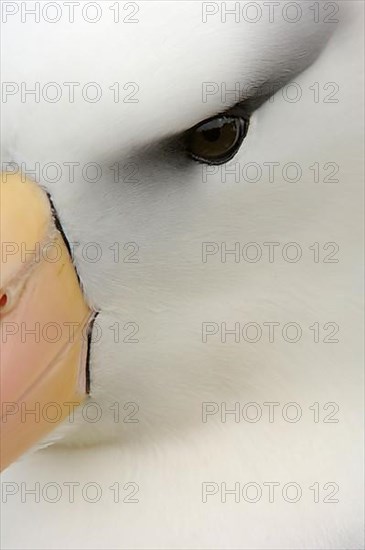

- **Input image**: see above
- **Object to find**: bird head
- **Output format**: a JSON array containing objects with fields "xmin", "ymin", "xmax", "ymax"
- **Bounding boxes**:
[{"xmin": 1, "ymin": 1, "xmax": 337, "ymax": 470}]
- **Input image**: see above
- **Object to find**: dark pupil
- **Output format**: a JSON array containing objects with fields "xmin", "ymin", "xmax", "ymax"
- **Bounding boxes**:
[{"xmin": 202, "ymin": 127, "xmax": 222, "ymax": 142}]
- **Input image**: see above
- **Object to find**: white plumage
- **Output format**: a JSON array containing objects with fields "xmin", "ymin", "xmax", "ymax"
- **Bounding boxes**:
[{"xmin": 1, "ymin": 1, "xmax": 363, "ymax": 548}]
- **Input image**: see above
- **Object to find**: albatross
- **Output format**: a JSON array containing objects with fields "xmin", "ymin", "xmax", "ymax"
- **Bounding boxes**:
[{"xmin": 1, "ymin": 1, "xmax": 363, "ymax": 548}]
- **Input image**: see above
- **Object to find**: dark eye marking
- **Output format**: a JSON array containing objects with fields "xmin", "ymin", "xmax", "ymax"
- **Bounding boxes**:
[{"xmin": 185, "ymin": 114, "xmax": 249, "ymax": 165}]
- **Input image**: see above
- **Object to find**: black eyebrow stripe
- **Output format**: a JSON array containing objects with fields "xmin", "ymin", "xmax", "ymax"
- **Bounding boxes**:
[{"xmin": 225, "ymin": 76, "xmax": 297, "ymax": 118}]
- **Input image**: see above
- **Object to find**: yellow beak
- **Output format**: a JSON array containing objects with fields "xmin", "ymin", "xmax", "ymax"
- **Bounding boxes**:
[{"xmin": 0, "ymin": 173, "xmax": 95, "ymax": 471}]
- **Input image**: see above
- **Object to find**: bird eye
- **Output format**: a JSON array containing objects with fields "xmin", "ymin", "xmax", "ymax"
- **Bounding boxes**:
[{"xmin": 186, "ymin": 115, "xmax": 249, "ymax": 165}]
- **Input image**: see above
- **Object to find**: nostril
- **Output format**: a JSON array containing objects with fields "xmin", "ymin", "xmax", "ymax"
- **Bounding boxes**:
[
  {"xmin": 0, "ymin": 293, "xmax": 8, "ymax": 309},
  {"xmin": 0, "ymin": 290, "xmax": 13, "ymax": 315},
  {"xmin": 0, "ymin": 277, "xmax": 28, "ymax": 316}
]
